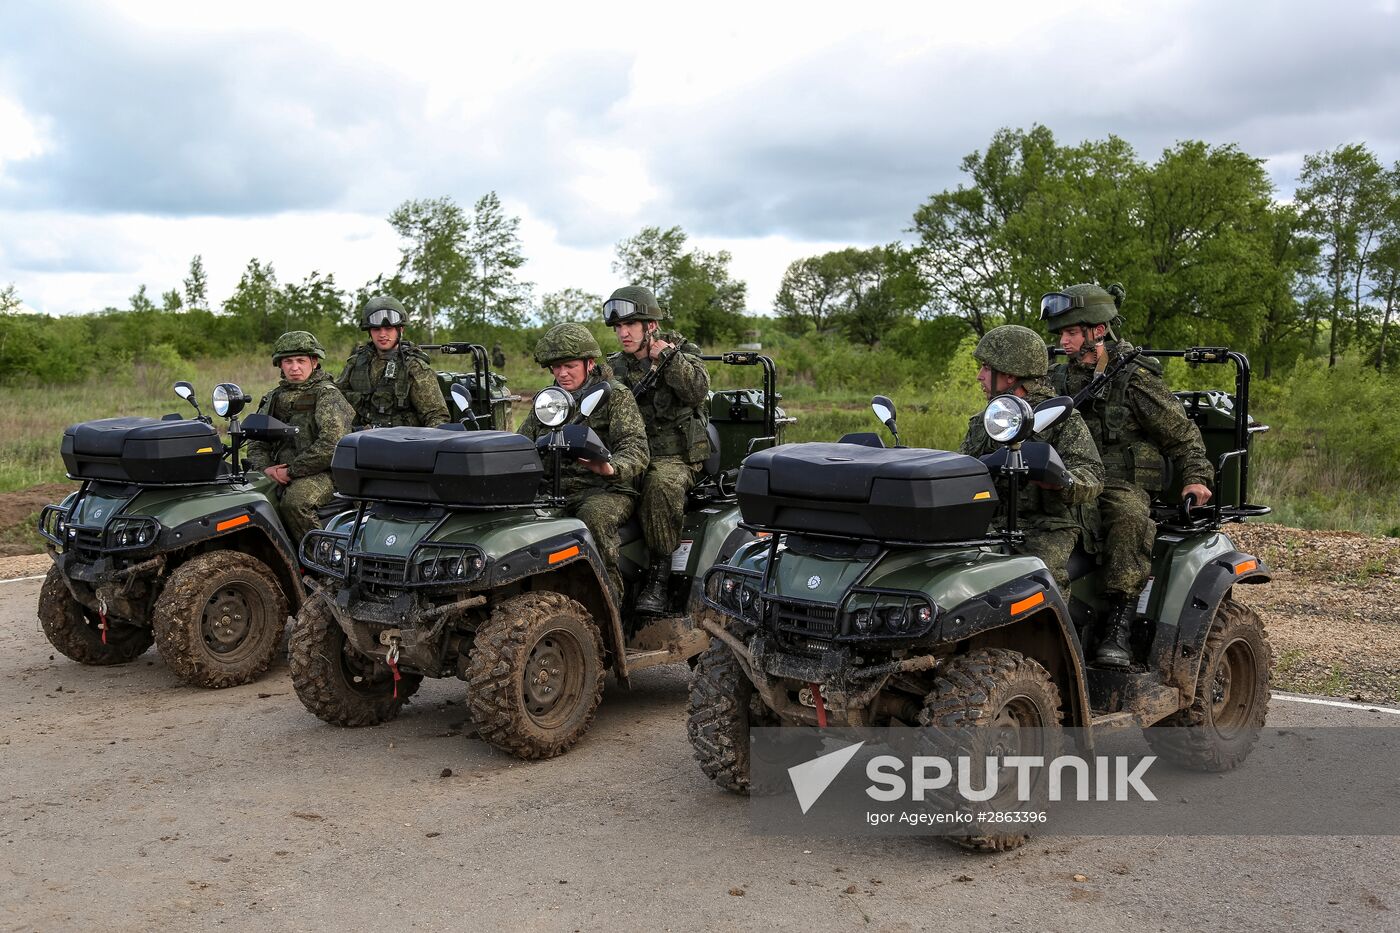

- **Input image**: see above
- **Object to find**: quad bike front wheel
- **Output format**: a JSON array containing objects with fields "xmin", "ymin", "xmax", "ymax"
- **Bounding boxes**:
[
  {"xmin": 151, "ymin": 552, "xmax": 288, "ymax": 689},
  {"xmin": 38, "ymin": 565, "xmax": 153, "ymax": 665},
  {"xmin": 1145, "ymin": 596, "xmax": 1270, "ymax": 770},
  {"xmin": 466, "ymin": 592, "xmax": 605, "ymax": 760},
  {"xmin": 919, "ymin": 648, "xmax": 1064, "ymax": 853},
  {"xmin": 288, "ymin": 592, "xmax": 421, "ymax": 726},
  {"xmin": 686, "ymin": 637, "xmax": 779, "ymax": 794}
]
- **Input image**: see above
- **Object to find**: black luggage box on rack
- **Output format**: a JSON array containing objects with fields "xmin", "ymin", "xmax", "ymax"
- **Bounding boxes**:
[
  {"xmin": 62, "ymin": 417, "xmax": 223, "ymax": 483},
  {"xmin": 736, "ymin": 442, "xmax": 998, "ymax": 542},
  {"xmin": 332, "ymin": 428, "xmax": 542, "ymax": 505}
]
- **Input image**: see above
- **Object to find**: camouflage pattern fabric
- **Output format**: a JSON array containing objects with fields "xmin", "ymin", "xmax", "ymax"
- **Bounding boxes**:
[
  {"xmin": 519, "ymin": 360, "xmax": 650, "ymax": 598},
  {"xmin": 570, "ymin": 489, "xmax": 634, "ymax": 601},
  {"xmin": 336, "ymin": 339, "xmax": 449, "ymax": 428},
  {"xmin": 271, "ymin": 330, "xmax": 326, "ymax": 365},
  {"xmin": 243, "ymin": 368, "xmax": 353, "ymax": 539},
  {"xmin": 639, "ymin": 456, "xmax": 701, "ymax": 556},
  {"xmin": 973, "ymin": 325, "xmax": 1050, "ymax": 378},
  {"xmin": 960, "ymin": 377, "xmax": 1105, "ymax": 593},
  {"xmin": 1051, "ymin": 338, "xmax": 1213, "ymax": 597},
  {"xmin": 608, "ymin": 331, "xmax": 710, "ymax": 461},
  {"xmin": 280, "ymin": 473, "xmax": 336, "ymax": 544}
]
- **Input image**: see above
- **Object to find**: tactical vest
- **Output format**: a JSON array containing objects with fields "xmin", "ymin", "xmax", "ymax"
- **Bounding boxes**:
[
  {"xmin": 610, "ymin": 338, "xmax": 710, "ymax": 463},
  {"xmin": 1051, "ymin": 345, "xmax": 1167, "ymax": 491},
  {"xmin": 257, "ymin": 370, "xmax": 335, "ymax": 465},
  {"xmin": 340, "ymin": 341, "xmax": 432, "ymax": 427}
]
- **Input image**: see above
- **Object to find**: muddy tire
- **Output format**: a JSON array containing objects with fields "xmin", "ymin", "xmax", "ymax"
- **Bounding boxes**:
[
  {"xmin": 687, "ymin": 638, "xmax": 775, "ymax": 794},
  {"xmin": 38, "ymin": 565, "xmax": 153, "ymax": 665},
  {"xmin": 465, "ymin": 592, "xmax": 605, "ymax": 760},
  {"xmin": 1145, "ymin": 597, "xmax": 1270, "ymax": 771},
  {"xmin": 919, "ymin": 648, "xmax": 1064, "ymax": 853},
  {"xmin": 151, "ymin": 552, "xmax": 288, "ymax": 689},
  {"xmin": 288, "ymin": 592, "xmax": 421, "ymax": 726}
]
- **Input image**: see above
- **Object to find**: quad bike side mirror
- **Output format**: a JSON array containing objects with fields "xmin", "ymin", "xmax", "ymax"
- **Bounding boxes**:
[
  {"xmin": 577, "ymin": 381, "xmax": 610, "ymax": 421},
  {"xmin": 1031, "ymin": 395, "xmax": 1075, "ymax": 435},
  {"xmin": 173, "ymin": 381, "xmax": 196, "ymax": 403},
  {"xmin": 870, "ymin": 394, "xmax": 900, "ymax": 446},
  {"xmin": 449, "ymin": 384, "xmax": 480, "ymax": 428}
]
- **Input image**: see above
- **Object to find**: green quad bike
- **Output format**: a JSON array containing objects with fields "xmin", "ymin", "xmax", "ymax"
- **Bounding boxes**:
[
  {"xmin": 35, "ymin": 348, "xmax": 516, "ymax": 689},
  {"xmin": 289, "ymin": 352, "xmax": 791, "ymax": 759},
  {"xmin": 688, "ymin": 347, "xmax": 1273, "ymax": 850}
]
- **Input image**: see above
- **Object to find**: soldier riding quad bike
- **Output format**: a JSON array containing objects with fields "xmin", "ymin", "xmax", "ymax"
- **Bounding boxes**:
[
  {"xmin": 36, "ymin": 382, "xmax": 305, "ymax": 688},
  {"xmin": 689, "ymin": 347, "xmax": 1272, "ymax": 850},
  {"xmin": 289, "ymin": 352, "xmax": 790, "ymax": 760}
]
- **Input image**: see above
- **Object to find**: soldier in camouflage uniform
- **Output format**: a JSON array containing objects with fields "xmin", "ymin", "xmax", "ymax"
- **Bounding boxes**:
[
  {"xmin": 245, "ymin": 331, "xmax": 355, "ymax": 545},
  {"xmin": 1042, "ymin": 283, "xmax": 1214, "ymax": 668},
  {"xmin": 518, "ymin": 323, "xmax": 650, "ymax": 602},
  {"xmin": 959, "ymin": 325, "xmax": 1105, "ymax": 594},
  {"xmin": 336, "ymin": 295, "xmax": 449, "ymax": 429},
  {"xmin": 604, "ymin": 285, "xmax": 711, "ymax": 615}
]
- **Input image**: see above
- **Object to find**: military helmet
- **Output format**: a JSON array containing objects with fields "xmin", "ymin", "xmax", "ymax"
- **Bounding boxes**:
[
  {"xmin": 272, "ymin": 330, "xmax": 327, "ymax": 366},
  {"xmin": 1039, "ymin": 283, "xmax": 1121, "ymax": 331},
  {"xmin": 602, "ymin": 285, "xmax": 663, "ymax": 325},
  {"xmin": 360, "ymin": 294, "xmax": 408, "ymax": 330},
  {"xmin": 534, "ymin": 323, "xmax": 602, "ymax": 367},
  {"xmin": 974, "ymin": 325, "xmax": 1050, "ymax": 378}
]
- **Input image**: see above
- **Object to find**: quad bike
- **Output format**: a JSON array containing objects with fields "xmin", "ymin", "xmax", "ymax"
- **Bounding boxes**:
[
  {"xmin": 289, "ymin": 353, "xmax": 790, "ymax": 759},
  {"xmin": 688, "ymin": 347, "xmax": 1272, "ymax": 850}
]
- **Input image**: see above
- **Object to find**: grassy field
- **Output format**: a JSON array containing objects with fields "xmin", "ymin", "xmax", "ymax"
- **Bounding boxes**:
[{"xmin": 2, "ymin": 344, "xmax": 1396, "ymax": 541}]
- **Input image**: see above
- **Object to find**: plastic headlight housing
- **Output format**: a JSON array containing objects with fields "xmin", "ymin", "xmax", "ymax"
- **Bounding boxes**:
[
  {"xmin": 411, "ymin": 544, "xmax": 486, "ymax": 586},
  {"xmin": 212, "ymin": 383, "xmax": 247, "ymax": 417},
  {"xmin": 842, "ymin": 591, "xmax": 937, "ymax": 639},
  {"xmin": 704, "ymin": 567, "xmax": 763, "ymax": 624},
  {"xmin": 983, "ymin": 394, "xmax": 1034, "ymax": 444},
  {"xmin": 533, "ymin": 387, "xmax": 573, "ymax": 428},
  {"xmin": 104, "ymin": 516, "xmax": 160, "ymax": 551},
  {"xmin": 300, "ymin": 531, "xmax": 350, "ymax": 578}
]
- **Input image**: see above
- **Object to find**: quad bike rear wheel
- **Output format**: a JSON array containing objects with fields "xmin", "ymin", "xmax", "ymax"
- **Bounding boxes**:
[{"xmin": 38, "ymin": 565, "xmax": 153, "ymax": 665}]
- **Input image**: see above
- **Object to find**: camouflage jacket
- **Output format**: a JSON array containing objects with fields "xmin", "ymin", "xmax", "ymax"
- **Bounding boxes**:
[
  {"xmin": 336, "ymin": 339, "xmax": 449, "ymax": 429},
  {"xmin": 959, "ymin": 379, "xmax": 1105, "ymax": 533},
  {"xmin": 244, "ymin": 369, "xmax": 354, "ymax": 477},
  {"xmin": 1050, "ymin": 339, "xmax": 1212, "ymax": 491},
  {"xmin": 608, "ymin": 331, "xmax": 711, "ymax": 463},
  {"xmin": 518, "ymin": 361, "xmax": 650, "ymax": 499}
]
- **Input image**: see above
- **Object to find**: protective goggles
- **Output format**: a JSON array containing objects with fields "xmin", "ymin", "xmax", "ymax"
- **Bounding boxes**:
[
  {"xmin": 1038, "ymin": 292, "xmax": 1084, "ymax": 321},
  {"xmin": 365, "ymin": 308, "xmax": 406, "ymax": 328},
  {"xmin": 602, "ymin": 298, "xmax": 648, "ymax": 326}
]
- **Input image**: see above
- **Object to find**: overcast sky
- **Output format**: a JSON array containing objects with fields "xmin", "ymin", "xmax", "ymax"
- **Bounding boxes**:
[{"xmin": 2, "ymin": 0, "xmax": 1398, "ymax": 318}]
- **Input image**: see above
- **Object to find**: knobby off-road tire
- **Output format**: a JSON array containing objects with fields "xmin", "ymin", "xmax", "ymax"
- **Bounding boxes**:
[
  {"xmin": 1145, "ymin": 596, "xmax": 1270, "ymax": 771},
  {"xmin": 288, "ymin": 592, "xmax": 422, "ymax": 726},
  {"xmin": 919, "ymin": 648, "xmax": 1064, "ymax": 853},
  {"xmin": 687, "ymin": 638, "xmax": 776, "ymax": 794},
  {"xmin": 466, "ymin": 592, "xmax": 605, "ymax": 760},
  {"xmin": 151, "ymin": 552, "xmax": 288, "ymax": 689},
  {"xmin": 38, "ymin": 565, "xmax": 153, "ymax": 665}
]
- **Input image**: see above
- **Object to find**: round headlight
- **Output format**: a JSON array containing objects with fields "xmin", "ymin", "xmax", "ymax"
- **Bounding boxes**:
[
  {"xmin": 533, "ymin": 387, "xmax": 574, "ymax": 428},
  {"xmin": 212, "ymin": 383, "xmax": 246, "ymax": 418},
  {"xmin": 982, "ymin": 394, "xmax": 1034, "ymax": 444},
  {"xmin": 853, "ymin": 609, "xmax": 876, "ymax": 634}
]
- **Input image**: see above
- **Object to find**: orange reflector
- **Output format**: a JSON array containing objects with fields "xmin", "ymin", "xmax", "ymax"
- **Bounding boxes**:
[
  {"xmin": 548, "ymin": 545, "xmax": 580, "ymax": 564},
  {"xmin": 755, "ymin": 531, "xmax": 772, "ymax": 538},
  {"xmin": 1010, "ymin": 591, "xmax": 1045, "ymax": 615},
  {"xmin": 215, "ymin": 514, "xmax": 250, "ymax": 532},
  {"xmin": 1234, "ymin": 559, "xmax": 1258, "ymax": 575},
  {"xmin": 973, "ymin": 491, "xmax": 992, "ymax": 501}
]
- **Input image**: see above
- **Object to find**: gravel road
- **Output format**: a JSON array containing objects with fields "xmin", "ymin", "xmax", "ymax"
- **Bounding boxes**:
[{"xmin": 1, "ymin": 574, "xmax": 1396, "ymax": 932}]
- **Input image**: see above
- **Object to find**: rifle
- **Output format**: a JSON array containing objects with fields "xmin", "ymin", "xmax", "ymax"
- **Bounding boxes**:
[
  {"xmin": 630, "ymin": 346, "xmax": 677, "ymax": 398},
  {"xmin": 1071, "ymin": 346, "xmax": 1144, "ymax": 408}
]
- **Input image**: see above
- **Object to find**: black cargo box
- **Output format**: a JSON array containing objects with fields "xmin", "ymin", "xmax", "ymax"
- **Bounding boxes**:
[
  {"xmin": 62, "ymin": 417, "xmax": 224, "ymax": 483},
  {"xmin": 736, "ymin": 442, "xmax": 998, "ymax": 542},
  {"xmin": 332, "ymin": 428, "xmax": 542, "ymax": 505}
]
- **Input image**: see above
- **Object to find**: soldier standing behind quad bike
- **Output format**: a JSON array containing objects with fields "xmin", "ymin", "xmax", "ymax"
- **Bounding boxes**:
[
  {"xmin": 244, "ymin": 331, "xmax": 354, "ymax": 544},
  {"xmin": 959, "ymin": 324, "xmax": 1105, "ymax": 594},
  {"xmin": 604, "ymin": 286, "xmax": 712, "ymax": 616},
  {"xmin": 1043, "ymin": 283, "xmax": 1215, "ymax": 669},
  {"xmin": 336, "ymin": 295, "xmax": 450, "ymax": 429},
  {"xmin": 518, "ymin": 323, "xmax": 650, "ymax": 602}
]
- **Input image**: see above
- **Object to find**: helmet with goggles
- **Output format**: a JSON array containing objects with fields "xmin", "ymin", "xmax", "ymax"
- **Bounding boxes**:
[
  {"xmin": 1039, "ymin": 283, "xmax": 1121, "ymax": 332},
  {"xmin": 602, "ymin": 285, "xmax": 664, "ymax": 326},
  {"xmin": 359, "ymin": 295, "xmax": 409, "ymax": 331}
]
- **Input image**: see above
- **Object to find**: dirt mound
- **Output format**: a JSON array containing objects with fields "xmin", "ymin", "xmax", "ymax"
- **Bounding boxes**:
[{"xmin": 0, "ymin": 483, "xmax": 73, "ymax": 557}]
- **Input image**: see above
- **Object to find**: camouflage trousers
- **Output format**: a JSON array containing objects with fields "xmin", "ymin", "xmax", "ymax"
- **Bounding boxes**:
[
  {"xmin": 569, "ymin": 489, "xmax": 635, "ymax": 602},
  {"xmin": 278, "ymin": 473, "xmax": 335, "ymax": 546},
  {"xmin": 1097, "ymin": 480, "xmax": 1155, "ymax": 598},
  {"xmin": 640, "ymin": 456, "xmax": 700, "ymax": 557},
  {"xmin": 1019, "ymin": 526, "xmax": 1080, "ymax": 595}
]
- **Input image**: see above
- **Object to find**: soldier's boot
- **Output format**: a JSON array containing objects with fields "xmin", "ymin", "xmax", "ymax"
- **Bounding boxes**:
[
  {"xmin": 1094, "ymin": 597, "xmax": 1135, "ymax": 669},
  {"xmin": 634, "ymin": 555, "xmax": 672, "ymax": 617}
]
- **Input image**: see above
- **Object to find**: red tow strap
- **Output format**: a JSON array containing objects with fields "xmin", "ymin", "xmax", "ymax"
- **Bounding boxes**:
[{"xmin": 809, "ymin": 682, "xmax": 828, "ymax": 728}]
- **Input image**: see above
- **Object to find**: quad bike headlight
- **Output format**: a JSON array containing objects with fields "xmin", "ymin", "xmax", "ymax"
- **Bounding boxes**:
[
  {"xmin": 842, "ymin": 591, "xmax": 937, "ymax": 639},
  {"xmin": 704, "ymin": 567, "xmax": 763, "ymax": 624},
  {"xmin": 212, "ymin": 383, "xmax": 248, "ymax": 417},
  {"xmin": 301, "ymin": 531, "xmax": 351, "ymax": 579},
  {"xmin": 533, "ymin": 387, "xmax": 574, "ymax": 428},
  {"xmin": 104, "ymin": 516, "xmax": 160, "ymax": 551},
  {"xmin": 410, "ymin": 544, "xmax": 486, "ymax": 586},
  {"xmin": 983, "ymin": 394, "xmax": 1034, "ymax": 444}
]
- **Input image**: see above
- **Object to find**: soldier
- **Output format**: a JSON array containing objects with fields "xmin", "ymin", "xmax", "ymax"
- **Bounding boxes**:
[
  {"xmin": 245, "ymin": 331, "xmax": 354, "ymax": 544},
  {"xmin": 1042, "ymin": 283, "xmax": 1214, "ymax": 669},
  {"xmin": 604, "ymin": 286, "xmax": 711, "ymax": 615},
  {"xmin": 518, "ymin": 323, "xmax": 650, "ymax": 602},
  {"xmin": 491, "ymin": 343, "xmax": 507, "ymax": 370},
  {"xmin": 959, "ymin": 325, "xmax": 1105, "ymax": 594},
  {"xmin": 336, "ymin": 295, "xmax": 449, "ymax": 429}
]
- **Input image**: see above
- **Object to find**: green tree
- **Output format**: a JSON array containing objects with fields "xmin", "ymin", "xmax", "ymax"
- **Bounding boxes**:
[
  {"xmin": 161, "ymin": 289, "xmax": 183, "ymax": 312},
  {"xmin": 282, "ymin": 270, "xmax": 348, "ymax": 335},
  {"xmin": 832, "ymin": 244, "xmax": 926, "ymax": 348},
  {"xmin": 1367, "ymin": 163, "xmax": 1400, "ymax": 370},
  {"xmin": 128, "ymin": 284, "xmax": 156, "ymax": 314},
  {"xmin": 1256, "ymin": 204, "xmax": 1322, "ymax": 378},
  {"xmin": 388, "ymin": 196, "xmax": 473, "ymax": 342},
  {"xmin": 1296, "ymin": 143, "xmax": 1389, "ymax": 366},
  {"xmin": 222, "ymin": 259, "xmax": 282, "ymax": 344},
  {"xmin": 538, "ymin": 288, "xmax": 603, "ymax": 326},
  {"xmin": 774, "ymin": 253, "xmax": 846, "ymax": 335},
  {"xmin": 183, "ymin": 255, "xmax": 209, "ymax": 310},
  {"xmin": 613, "ymin": 226, "xmax": 746, "ymax": 344},
  {"xmin": 463, "ymin": 191, "xmax": 532, "ymax": 330}
]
